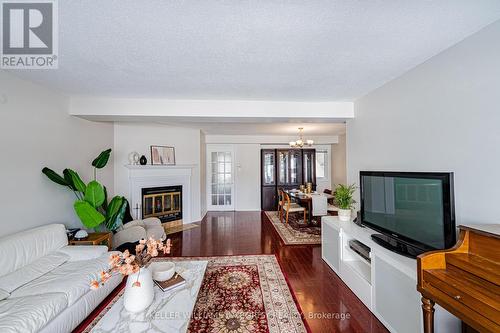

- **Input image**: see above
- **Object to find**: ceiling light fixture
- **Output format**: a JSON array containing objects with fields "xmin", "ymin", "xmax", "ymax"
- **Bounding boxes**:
[{"xmin": 289, "ymin": 127, "xmax": 314, "ymax": 148}]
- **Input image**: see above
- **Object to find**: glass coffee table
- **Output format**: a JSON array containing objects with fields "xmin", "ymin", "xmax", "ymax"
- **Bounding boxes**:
[{"xmin": 85, "ymin": 260, "xmax": 208, "ymax": 333}]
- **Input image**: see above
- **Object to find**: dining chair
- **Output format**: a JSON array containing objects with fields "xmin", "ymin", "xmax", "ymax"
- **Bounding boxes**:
[
  {"xmin": 277, "ymin": 188, "xmax": 285, "ymax": 222},
  {"xmin": 324, "ymin": 188, "xmax": 338, "ymax": 214},
  {"xmin": 282, "ymin": 191, "xmax": 307, "ymax": 225},
  {"xmin": 323, "ymin": 188, "xmax": 333, "ymax": 201}
]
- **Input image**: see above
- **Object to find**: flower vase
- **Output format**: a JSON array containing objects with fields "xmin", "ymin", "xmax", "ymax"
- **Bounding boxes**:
[{"xmin": 123, "ymin": 267, "xmax": 154, "ymax": 313}]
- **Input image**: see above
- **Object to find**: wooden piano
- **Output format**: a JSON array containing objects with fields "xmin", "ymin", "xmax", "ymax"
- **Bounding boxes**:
[{"xmin": 417, "ymin": 224, "xmax": 500, "ymax": 333}]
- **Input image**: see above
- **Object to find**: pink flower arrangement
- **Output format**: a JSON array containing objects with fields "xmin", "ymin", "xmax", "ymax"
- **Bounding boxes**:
[{"xmin": 90, "ymin": 237, "xmax": 171, "ymax": 289}]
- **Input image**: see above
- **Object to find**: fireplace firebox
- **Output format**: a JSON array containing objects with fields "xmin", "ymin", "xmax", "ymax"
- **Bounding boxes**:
[{"xmin": 141, "ymin": 185, "xmax": 182, "ymax": 223}]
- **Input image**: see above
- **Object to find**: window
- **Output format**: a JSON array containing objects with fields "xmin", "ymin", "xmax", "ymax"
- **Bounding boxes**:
[{"xmin": 316, "ymin": 149, "xmax": 328, "ymax": 180}]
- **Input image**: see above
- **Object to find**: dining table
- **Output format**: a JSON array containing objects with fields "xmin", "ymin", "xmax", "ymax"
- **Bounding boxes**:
[{"xmin": 285, "ymin": 190, "xmax": 334, "ymax": 227}]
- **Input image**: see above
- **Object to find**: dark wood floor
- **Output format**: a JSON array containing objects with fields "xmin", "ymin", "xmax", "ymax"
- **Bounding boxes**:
[{"xmin": 165, "ymin": 211, "xmax": 389, "ymax": 333}]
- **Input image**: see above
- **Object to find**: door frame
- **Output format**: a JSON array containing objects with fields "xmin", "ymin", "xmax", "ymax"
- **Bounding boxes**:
[{"xmin": 206, "ymin": 144, "xmax": 235, "ymax": 211}]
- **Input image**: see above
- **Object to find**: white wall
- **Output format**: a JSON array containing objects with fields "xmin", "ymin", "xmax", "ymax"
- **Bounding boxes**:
[
  {"xmin": 200, "ymin": 131, "xmax": 207, "ymax": 217},
  {"xmin": 0, "ymin": 72, "xmax": 114, "ymax": 237},
  {"xmin": 234, "ymin": 144, "xmax": 261, "ymax": 211},
  {"xmin": 206, "ymin": 135, "xmax": 338, "ymax": 145},
  {"xmin": 70, "ymin": 97, "xmax": 353, "ymax": 121},
  {"xmin": 113, "ymin": 123, "xmax": 202, "ymax": 222},
  {"xmin": 205, "ymin": 143, "xmax": 261, "ymax": 211},
  {"xmin": 348, "ymin": 20, "xmax": 500, "ymax": 225},
  {"xmin": 312, "ymin": 144, "xmax": 332, "ymax": 193},
  {"xmin": 331, "ymin": 134, "xmax": 347, "ymax": 186}
]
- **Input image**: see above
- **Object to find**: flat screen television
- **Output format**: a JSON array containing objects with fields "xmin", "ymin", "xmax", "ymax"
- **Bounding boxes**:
[{"xmin": 360, "ymin": 171, "xmax": 455, "ymax": 258}]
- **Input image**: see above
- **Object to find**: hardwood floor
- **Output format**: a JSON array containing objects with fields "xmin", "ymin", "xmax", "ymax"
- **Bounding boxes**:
[
  {"xmin": 166, "ymin": 211, "xmax": 389, "ymax": 333},
  {"xmin": 75, "ymin": 211, "xmax": 389, "ymax": 333}
]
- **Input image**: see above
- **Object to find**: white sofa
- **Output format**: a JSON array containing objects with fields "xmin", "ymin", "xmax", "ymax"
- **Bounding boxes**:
[
  {"xmin": 112, "ymin": 217, "xmax": 166, "ymax": 249},
  {"xmin": 0, "ymin": 224, "xmax": 122, "ymax": 333}
]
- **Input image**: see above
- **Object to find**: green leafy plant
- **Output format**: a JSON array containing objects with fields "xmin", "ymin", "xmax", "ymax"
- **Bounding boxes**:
[
  {"xmin": 42, "ymin": 149, "xmax": 128, "ymax": 231},
  {"xmin": 334, "ymin": 184, "xmax": 357, "ymax": 210}
]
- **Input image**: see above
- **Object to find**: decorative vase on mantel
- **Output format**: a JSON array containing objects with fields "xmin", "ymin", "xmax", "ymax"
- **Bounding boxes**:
[
  {"xmin": 139, "ymin": 155, "xmax": 147, "ymax": 165},
  {"xmin": 123, "ymin": 267, "xmax": 154, "ymax": 313}
]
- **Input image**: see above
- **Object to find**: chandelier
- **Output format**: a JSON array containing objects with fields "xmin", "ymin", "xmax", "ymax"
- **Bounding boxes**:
[{"xmin": 289, "ymin": 127, "xmax": 314, "ymax": 148}]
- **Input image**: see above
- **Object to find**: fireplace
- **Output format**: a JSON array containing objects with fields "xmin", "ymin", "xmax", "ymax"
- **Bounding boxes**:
[
  {"xmin": 126, "ymin": 164, "xmax": 194, "ymax": 224},
  {"xmin": 141, "ymin": 185, "xmax": 182, "ymax": 223}
]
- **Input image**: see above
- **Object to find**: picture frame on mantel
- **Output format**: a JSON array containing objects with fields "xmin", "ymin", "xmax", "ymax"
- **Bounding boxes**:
[{"xmin": 150, "ymin": 145, "xmax": 176, "ymax": 165}]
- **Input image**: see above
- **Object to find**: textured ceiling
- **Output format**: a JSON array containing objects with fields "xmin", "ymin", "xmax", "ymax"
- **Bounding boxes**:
[{"xmin": 7, "ymin": 0, "xmax": 500, "ymax": 101}]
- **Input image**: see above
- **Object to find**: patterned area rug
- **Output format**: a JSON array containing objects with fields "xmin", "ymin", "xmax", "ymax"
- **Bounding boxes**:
[
  {"xmin": 265, "ymin": 211, "xmax": 321, "ymax": 245},
  {"xmin": 187, "ymin": 255, "xmax": 308, "ymax": 333},
  {"xmin": 79, "ymin": 255, "xmax": 308, "ymax": 333}
]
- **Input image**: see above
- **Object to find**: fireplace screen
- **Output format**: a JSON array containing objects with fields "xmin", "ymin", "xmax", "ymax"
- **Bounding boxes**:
[{"xmin": 142, "ymin": 185, "xmax": 182, "ymax": 223}]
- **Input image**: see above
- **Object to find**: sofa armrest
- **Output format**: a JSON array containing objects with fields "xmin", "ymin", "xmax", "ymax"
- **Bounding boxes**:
[
  {"xmin": 57, "ymin": 245, "xmax": 109, "ymax": 261},
  {"xmin": 113, "ymin": 225, "xmax": 147, "ymax": 249}
]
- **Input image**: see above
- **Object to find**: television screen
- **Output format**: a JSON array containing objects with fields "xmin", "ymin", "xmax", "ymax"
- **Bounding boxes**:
[{"xmin": 361, "ymin": 172, "xmax": 454, "ymax": 250}]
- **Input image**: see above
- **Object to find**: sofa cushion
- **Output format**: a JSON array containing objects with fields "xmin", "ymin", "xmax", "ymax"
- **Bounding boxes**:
[
  {"xmin": 0, "ymin": 292, "xmax": 67, "ymax": 333},
  {"xmin": 9, "ymin": 253, "xmax": 111, "ymax": 306},
  {"xmin": 0, "ymin": 224, "xmax": 68, "ymax": 277},
  {"xmin": 57, "ymin": 245, "xmax": 108, "ymax": 261},
  {"xmin": 0, "ymin": 252, "xmax": 69, "ymax": 293}
]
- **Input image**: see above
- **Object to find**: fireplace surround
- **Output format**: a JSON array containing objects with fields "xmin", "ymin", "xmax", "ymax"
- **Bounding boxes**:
[{"xmin": 125, "ymin": 165, "xmax": 195, "ymax": 225}]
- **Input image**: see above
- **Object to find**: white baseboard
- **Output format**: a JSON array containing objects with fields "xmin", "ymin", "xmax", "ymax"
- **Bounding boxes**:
[{"xmin": 186, "ymin": 211, "xmax": 207, "ymax": 224}]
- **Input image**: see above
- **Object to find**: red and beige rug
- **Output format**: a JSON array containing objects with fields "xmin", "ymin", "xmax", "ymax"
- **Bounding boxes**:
[
  {"xmin": 265, "ymin": 211, "xmax": 321, "ymax": 245},
  {"xmin": 79, "ymin": 255, "xmax": 309, "ymax": 333},
  {"xmin": 187, "ymin": 255, "xmax": 308, "ymax": 333}
]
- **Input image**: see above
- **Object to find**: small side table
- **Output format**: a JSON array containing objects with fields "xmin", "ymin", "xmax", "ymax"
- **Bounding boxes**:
[{"xmin": 69, "ymin": 232, "xmax": 112, "ymax": 250}]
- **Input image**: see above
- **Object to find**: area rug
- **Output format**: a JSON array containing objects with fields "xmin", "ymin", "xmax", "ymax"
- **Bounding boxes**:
[
  {"xmin": 78, "ymin": 255, "xmax": 309, "ymax": 333},
  {"xmin": 265, "ymin": 211, "xmax": 321, "ymax": 245}
]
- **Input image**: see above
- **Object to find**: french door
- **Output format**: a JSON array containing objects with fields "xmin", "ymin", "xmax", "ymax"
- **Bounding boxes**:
[{"xmin": 207, "ymin": 145, "xmax": 235, "ymax": 211}]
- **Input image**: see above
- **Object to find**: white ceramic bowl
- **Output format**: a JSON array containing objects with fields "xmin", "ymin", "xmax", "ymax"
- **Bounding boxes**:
[{"xmin": 149, "ymin": 262, "xmax": 176, "ymax": 281}]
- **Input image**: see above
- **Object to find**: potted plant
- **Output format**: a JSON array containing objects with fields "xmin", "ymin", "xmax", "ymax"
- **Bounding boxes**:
[
  {"xmin": 42, "ymin": 149, "xmax": 129, "ymax": 232},
  {"xmin": 334, "ymin": 184, "xmax": 356, "ymax": 222}
]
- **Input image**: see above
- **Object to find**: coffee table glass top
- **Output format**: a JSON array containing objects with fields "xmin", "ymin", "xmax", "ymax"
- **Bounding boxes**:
[{"xmin": 88, "ymin": 260, "xmax": 208, "ymax": 333}]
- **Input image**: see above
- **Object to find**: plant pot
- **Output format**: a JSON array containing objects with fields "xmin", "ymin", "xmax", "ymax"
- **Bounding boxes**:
[
  {"xmin": 123, "ymin": 267, "xmax": 154, "ymax": 313},
  {"xmin": 338, "ymin": 209, "xmax": 352, "ymax": 222}
]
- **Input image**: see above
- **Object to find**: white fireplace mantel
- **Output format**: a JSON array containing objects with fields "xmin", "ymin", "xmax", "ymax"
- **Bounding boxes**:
[
  {"xmin": 125, "ymin": 164, "xmax": 196, "ymax": 224},
  {"xmin": 125, "ymin": 164, "xmax": 197, "ymax": 170}
]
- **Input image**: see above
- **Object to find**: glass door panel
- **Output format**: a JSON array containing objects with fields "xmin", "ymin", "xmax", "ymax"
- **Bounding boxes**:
[
  {"xmin": 290, "ymin": 151, "xmax": 298, "ymax": 184},
  {"xmin": 278, "ymin": 150, "xmax": 289, "ymax": 185},
  {"xmin": 207, "ymin": 147, "xmax": 234, "ymax": 211},
  {"xmin": 262, "ymin": 150, "xmax": 275, "ymax": 185},
  {"xmin": 302, "ymin": 149, "xmax": 315, "ymax": 185},
  {"xmin": 290, "ymin": 153, "xmax": 297, "ymax": 184}
]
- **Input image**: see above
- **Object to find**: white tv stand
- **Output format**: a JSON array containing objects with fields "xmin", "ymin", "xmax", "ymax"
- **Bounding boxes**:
[{"xmin": 321, "ymin": 215, "xmax": 460, "ymax": 333}]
